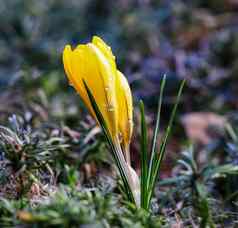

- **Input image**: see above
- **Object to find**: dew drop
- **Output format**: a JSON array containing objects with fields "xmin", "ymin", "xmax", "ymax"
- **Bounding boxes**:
[{"xmin": 107, "ymin": 104, "xmax": 114, "ymax": 112}]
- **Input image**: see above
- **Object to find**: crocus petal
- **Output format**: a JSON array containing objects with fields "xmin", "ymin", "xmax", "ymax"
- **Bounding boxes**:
[
  {"xmin": 92, "ymin": 36, "xmax": 116, "ymax": 72},
  {"xmin": 63, "ymin": 45, "xmax": 95, "ymax": 118},
  {"xmin": 63, "ymin": 38, "xmax": 118, "ymax": 138},
  {"xmin": 116, "ymin": 70, "xmax": 133, "ymax": 147}
]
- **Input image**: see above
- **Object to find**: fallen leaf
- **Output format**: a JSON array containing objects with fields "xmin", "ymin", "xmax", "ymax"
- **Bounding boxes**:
[{"xmin": 181, "ymin": 112, "xmax": 226, "ymax": 145}]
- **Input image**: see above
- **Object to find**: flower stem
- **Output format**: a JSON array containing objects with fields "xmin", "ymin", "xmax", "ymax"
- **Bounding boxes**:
[{"xmin": 114, "ymin": 137, "xmax": 140, "ymax": 207}]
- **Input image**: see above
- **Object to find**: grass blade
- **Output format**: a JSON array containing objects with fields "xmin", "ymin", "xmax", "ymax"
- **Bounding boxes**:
[
  {"xmin": 147, "ymin": 75, "xmax": 166, "ymax": 191},
  {"xmin": 139, "ymin": 100, "xmax": 148, "ymax": 209},
  {"xmin": 147, "ymin": 79, "xmax": 185, "ymax": 208}
]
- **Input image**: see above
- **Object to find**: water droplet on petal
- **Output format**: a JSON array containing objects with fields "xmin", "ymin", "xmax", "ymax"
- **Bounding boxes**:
[{"xmin": 107, "ymin": 104, "xmax": 114, "ymax": 112}]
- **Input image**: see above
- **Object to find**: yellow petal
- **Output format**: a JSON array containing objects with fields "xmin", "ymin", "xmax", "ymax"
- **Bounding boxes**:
[
  {"xmin": 63, "ymin": 45, "xmax": 95, "ymax": 118},
  {"xmin": 86, "ymin": 43, "xmax": 118, "ymax": 136},
  {"xmin": 63, "ymin": 45, "xmax": 74, "ymax": 85},
  {"xmin": 116, "ymin": 70, "xmax": 133, "ymax": 147},
  {"xmin": 92, "ymin": 36, "xmax": 116, "ymax": 71},
  {"xmin": 62, "ymin": 38, "xmax": 118, "ymax": 138}
]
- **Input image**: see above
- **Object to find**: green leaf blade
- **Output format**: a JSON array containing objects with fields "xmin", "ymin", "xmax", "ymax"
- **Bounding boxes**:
[
  {"xmin": 147, "ymin": 75, "xmax": 166, "ymax": 194},
  {"xmin": 139, "ymin": 100, "xmax": 149, "ymax": 209},
  {"xmin": 147, "ymin": 79, "xmax": 185, "ymax": 208}
]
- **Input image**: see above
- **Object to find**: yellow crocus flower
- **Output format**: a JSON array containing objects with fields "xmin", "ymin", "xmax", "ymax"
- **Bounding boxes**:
[
  {"xmin": 116, "ymin": 70, "xmax": 133, "ymax": 162},
  {"xmin": 63, "ymin": 36, "xmax": 118, "ymax": 138},
  {"xmin": 63, "ymin": 36, "xmax": 139, "ymax": 206}
]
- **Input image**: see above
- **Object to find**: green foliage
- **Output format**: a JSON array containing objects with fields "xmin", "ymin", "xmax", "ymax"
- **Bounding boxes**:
[
  {"xmin": 159, "ymin": 145, "xmax": 238, "ymax": 226},
  {"xmin": 0, "ymin": 186, "xmax": 163, "ymax": 228},
  {"xmin": 0, "ymin": 113, "xmax": 113, "ymax": 198},
  {"xmin": 0, "ymin": 198, "xmax": 28, "ymax": 227},
  {"xmin": 0, "ymin": 115, "xmax": 68, "ymax": 171},
  {"xmin": 139, "ymin": 76, "xmax": 185, "ymax": 211},
  {"xmin": 0, "ymin": 115, "xmax": 68, "ymax": 196}
]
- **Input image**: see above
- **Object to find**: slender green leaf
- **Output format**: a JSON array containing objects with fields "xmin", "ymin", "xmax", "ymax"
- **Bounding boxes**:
[
  {"xmin": 147, "ymin": 79, "xmax": 185, "ymax": 208},
  {"xmin": 147, "ymin": 75, "xmax": 166, "ymax": 192},
  {"xmin": 139, "ymin": 100, "xmax": 148, "ymax": 209}
]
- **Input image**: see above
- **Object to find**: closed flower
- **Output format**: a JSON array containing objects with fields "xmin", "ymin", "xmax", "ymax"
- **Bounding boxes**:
[{"xmin": 63, "ymin": 36, "xmax": 118, "ymax": 139}]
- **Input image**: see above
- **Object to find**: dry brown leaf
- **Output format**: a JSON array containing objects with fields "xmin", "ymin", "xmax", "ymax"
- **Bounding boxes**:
[{"xmin": 181, "ymin": 112, "xmax": 226, "ymax": 145}]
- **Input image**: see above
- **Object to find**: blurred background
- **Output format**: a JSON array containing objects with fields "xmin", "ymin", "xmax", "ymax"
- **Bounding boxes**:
[
  {"xmin": 1, "ymin": 0, "xmax": 238, "ymax": 168},
  {"xmin": 0, "ymin": 0, "xmax": 238, "ymax": 226}
]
